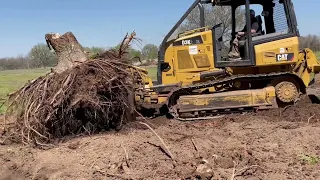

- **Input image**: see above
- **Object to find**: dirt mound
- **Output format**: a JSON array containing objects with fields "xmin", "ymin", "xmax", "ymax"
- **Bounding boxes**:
[
  {"xmin": 250, "ymin": 95, "xmax": 320, "ymax": 124},
  {"xmin": 1, "ymin": 95, "xmax": 320, "ymax": 179}
]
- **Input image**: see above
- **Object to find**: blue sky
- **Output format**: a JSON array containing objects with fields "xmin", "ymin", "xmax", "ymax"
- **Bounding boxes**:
[{"xmin": 0, "ymin": 0, "xmax": 316, "ymax": 58}]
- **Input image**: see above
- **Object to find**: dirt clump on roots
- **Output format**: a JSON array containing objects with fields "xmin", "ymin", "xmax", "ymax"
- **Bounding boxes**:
[{"xmin": 1, "ymin": 32, "xmax": 143, "ymax": 146}]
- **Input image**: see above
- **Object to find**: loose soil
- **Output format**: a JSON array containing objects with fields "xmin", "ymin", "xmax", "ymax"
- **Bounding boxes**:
[{"xmin": 1, "ymin": 82, "xmax": 320, "ymax": 179}]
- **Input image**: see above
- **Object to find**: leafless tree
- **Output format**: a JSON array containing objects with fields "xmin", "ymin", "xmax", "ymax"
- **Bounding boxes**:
[
  {"xmin": 0, "ymin": 55, "xmax": 29, "ymax": 70},
  {"xmin": 175, "ymin": 5, "xmax": 246, "ymax": 44}
]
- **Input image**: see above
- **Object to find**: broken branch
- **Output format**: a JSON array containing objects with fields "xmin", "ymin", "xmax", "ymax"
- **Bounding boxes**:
[{"xmin": 138, "ymin": 122, "xmax": 175, "ymax": 161}]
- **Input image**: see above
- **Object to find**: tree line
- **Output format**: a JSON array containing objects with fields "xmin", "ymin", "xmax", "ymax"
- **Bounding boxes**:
[
  {"xmin": 299, "ymin": 35, "xmax": 320, "ymax": 52},
  {"xmin": 1, "ymin": 3, "xmax": 320, "ymax": 71},
  {"xmin": 0, "ymin": 34, "xmax": 319, "ymax": 71},
  {"xmin": 0, "ymin": 43, "xmax": 159, "ymax": 70}
]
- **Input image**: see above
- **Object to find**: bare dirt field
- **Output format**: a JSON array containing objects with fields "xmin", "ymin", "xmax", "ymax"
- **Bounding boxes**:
[{"xmin": 1, "ymin": 86, "xmax": 320, "ymax": 179}]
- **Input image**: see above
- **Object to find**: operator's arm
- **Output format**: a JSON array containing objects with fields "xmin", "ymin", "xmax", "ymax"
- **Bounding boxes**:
[
  {"xmin": 251, "ymin": 22, "xmax": 259, "ymax": 33},
  {"xmin": 238, "ymin": 22, "xmax": 259, "ymax": 36}
]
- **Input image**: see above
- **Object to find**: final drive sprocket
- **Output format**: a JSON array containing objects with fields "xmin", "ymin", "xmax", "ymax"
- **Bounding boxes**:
[{"xmin": 275, "ymin": 81, "xmax": 299, "ymax": 103}]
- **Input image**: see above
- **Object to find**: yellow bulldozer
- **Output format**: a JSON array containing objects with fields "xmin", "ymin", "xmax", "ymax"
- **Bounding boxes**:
[{"xmin": 134, "ymin": 0, "xmax": 320, "ymax": 120}]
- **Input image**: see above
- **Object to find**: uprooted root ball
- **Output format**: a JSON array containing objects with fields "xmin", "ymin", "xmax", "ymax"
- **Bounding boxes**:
[{"xmin": 3, "ymin": 59, "xmax": 141, "ymax": 146}]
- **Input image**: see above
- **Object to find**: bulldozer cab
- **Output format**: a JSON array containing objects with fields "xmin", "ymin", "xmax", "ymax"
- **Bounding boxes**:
[
  {"xmin": 212, "ymin": 0, "xmax": 299, "ymax": 68},
  {"xmin": 157, "ymin": 0, "xmax": 299, "ymax": 85}
]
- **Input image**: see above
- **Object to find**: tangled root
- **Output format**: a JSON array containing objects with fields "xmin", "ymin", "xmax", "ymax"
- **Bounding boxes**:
[{"xmin": 2, "ymin": 32, "xmax": 145, "ymax": 146}]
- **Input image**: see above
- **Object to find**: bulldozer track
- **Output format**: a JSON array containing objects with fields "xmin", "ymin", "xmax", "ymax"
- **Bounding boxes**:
[{"xmin": 167, "ymin": 72, "xmax": 300, "ymax": 121}]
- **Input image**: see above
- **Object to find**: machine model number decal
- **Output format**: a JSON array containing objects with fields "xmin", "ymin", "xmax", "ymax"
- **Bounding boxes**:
[
  {"xmin": 173, "ymin": 35, "xmax": 203, "ymax": 46},
  {"xmin": 276, "ymin": 53, "xmax": 294, "ymax": 61},
  {"xmin": 182, "ymin": 40, "xmax": 192, "ymax": 45},
  {"xmin": 189, "ymin": 46, "xmax": 198, "ymax": 55}
]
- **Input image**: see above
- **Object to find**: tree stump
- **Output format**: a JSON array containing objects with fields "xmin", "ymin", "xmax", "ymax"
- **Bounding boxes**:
[{"xmin": 45, "ymin": 32, "xmax": 87, "ymax": 73}]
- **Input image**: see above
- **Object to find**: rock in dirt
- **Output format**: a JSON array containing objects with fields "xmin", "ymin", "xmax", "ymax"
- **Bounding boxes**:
[
  {"xmin": 215, "ymin": 157, "xmax": 235, "ymax": 169},
  {"xmin": 195, "ymin": 161, "xmax": 214, "ymax": 178}
]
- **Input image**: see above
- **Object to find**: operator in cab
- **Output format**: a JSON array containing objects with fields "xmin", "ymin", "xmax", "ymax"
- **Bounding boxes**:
[{"xmin": 228, "ymin": 9, "xmax": 260, "ymax": 60}]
